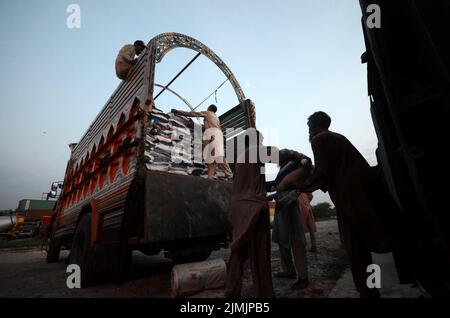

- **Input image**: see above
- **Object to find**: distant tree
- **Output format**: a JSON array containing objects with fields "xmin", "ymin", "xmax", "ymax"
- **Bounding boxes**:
[{"xmin": 311, "ymin": 202, "xmax": 336, "ymax": 220}]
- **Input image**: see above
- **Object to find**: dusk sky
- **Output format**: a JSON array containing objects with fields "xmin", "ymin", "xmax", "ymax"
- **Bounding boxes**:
[{"xmin": 0, "ymin": 0, "xmax": 377, "ymax": 209}]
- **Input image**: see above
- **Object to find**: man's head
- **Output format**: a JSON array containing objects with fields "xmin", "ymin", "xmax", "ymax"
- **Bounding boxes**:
[
  {"xmin": 307, "ymin": 111, "xmax": 331, "ymax": 142},
  {"xmin": 207, "ymin": 104, "xmax": 218, "ymax": 113},
  {"xmin": 134, "ymin": 40, "xmax": 146, "ymax": 55},
  {"xmin": 278, "ymin": 149, "xmax": 291, "ymax": 168}
]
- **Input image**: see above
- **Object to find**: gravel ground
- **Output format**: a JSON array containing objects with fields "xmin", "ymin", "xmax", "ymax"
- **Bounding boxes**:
[
  {"xmin": 328, "ymin": 253, "xmax": 423, "ymax": 298},
  {"xmin": 0, "ymin": 220, "xmax": 347, "ymax": 298}
]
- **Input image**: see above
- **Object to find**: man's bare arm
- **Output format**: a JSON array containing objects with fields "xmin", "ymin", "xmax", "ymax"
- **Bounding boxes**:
[
  {"xmin": 171, "ymin": 109, "xmax": 206, "ymax": 118},
  {"xmin": 277, "ymin": 169, "xmax": 323, "ymax": 192},
  {"xmin": 278, "ymin": 149, "xmax": 312, "ymax": 170}
]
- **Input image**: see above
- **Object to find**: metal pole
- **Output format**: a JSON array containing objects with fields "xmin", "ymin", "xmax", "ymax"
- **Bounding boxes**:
[{"xmin": 154, "ymin": 52, "xmax": 202, "ymax": 101}]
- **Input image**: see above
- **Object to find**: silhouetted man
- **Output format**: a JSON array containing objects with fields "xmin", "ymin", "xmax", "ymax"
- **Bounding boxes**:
[
  {"xmin": 115, "ymin": 40, "xmax": 146, "ymax": 80},
  {"xmin": 225, "ymin": 129, "xmax": 275, "ymax": 298},
  {"xmin": 271, "ymin": 150, "xmax": 312, "ymax": 290},
  {"xmin": 278, "ymin": 111, "xmax": 407, "ymax": 298}
]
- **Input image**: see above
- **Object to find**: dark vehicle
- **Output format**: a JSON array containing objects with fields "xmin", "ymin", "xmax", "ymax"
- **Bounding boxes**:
[
  {"xmin": 359, "ymin": 0, "xmax": 450, "ymax": 296},
  {"xmin": 46, "ymin": 33, "xmax": 255, "ymax": 286}
]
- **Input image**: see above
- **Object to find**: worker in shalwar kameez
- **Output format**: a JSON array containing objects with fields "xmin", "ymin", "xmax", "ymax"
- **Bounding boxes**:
[
  {"xmin": 172, "ymin": 105, "xmax": 233, "ymax": 180},
  {"xmin": 225, "ymin": 129, "xmax": 276, "ymax": 298},
  {"xmin": 277, "ymin": 111, "xmax": 413, "ymax": 298},
  {"xmin": 271, "ymin": 149, "xmax": 312, "ymax": 290},
  {"xmin": 115, "ymin": 40, "xmax": 146, "ymax": 80}
]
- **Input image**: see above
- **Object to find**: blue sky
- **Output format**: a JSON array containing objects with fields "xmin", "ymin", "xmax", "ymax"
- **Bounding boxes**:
[{"xmin": 0, "ymin": 0, "xmax": 377, "ymax": 209}]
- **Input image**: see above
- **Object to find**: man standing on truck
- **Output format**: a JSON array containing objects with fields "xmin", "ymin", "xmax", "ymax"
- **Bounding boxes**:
[
  {"xmin": 172, "ymin": 105, "xmax": 233, "ymax": 180},
  {"xmin": 277, "ymin": 111, "xmax": 410, "ymax": 298},
  {"xmin": 115, "ymin": 40, "xmax": 146, "ymax": 80}
]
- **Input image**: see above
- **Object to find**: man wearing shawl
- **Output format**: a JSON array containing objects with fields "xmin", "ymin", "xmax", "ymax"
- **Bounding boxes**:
[{"xmin": 277, "ymin": 111, "xmax": 411, "ymax": 298}]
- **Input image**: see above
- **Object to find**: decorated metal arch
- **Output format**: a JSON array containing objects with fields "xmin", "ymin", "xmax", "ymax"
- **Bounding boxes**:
[{"xmin": 147, "ymin": 32, "xmax": 246, "ymax": 104}]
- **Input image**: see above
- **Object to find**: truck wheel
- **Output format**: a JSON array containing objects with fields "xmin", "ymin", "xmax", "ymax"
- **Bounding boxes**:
[
  {"xmin": 46, "ymin": 217, "xmax": 60, "ymax": 263},
  {"xmin": 69, "ymin": 214, "xmax": 95, "ymax": 287},
  {"xmin": 46, "ymin": 238, "xmax": 61, "ymax": 263},
  {"xmin": 169, "ymin": 249, "xmax": 212, "ymax": 264}
]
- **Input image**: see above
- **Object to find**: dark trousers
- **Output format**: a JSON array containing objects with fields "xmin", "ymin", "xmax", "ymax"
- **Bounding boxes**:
[
  {"xmin": 225, "ymin": 210, "xmax": 274, "ymax": 298},
  {"xmin": 344, "ymin": 226, "xmax": 380, "ymax": 298},
  {"xmin": 278, "ymin": 233, "xmax": 308, "ymax": 279}
]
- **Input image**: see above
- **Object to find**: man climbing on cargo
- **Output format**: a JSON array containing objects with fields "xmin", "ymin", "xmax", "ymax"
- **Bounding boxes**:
[
  {"xmin": 172, "ymin": 104, "xmax": 233, "ymax": 180},
  {"xmin": 115, "ymin": 40, "xmax": 146, "ymax": 80}
]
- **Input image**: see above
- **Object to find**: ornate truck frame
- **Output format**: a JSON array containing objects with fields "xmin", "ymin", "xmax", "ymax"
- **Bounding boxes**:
[{"xmin": 46, "ymin": 33, "xmax": 255, "ymax": 286}]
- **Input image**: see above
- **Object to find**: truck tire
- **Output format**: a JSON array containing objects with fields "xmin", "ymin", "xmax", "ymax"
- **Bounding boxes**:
[
  {"xmin": 46, "ymin": 217, "xmax": 60, "ymax": 263},
  {"xmin": 46, "ymin": 238, "xmax": 61, "ymax": 263},
  {"xmin": 69, "ymin": 213, "xmax": 95, "ymax": 287}
]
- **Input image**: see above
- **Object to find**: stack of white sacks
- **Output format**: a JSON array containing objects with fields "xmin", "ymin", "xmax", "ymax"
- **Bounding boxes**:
[{"xmin": 145, "ymin": 107, "xmax": 227, "ymax": 180}]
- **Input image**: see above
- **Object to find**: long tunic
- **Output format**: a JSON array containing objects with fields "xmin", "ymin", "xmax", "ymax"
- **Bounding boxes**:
[
  {"xmin": 228, "ymin": 145, "xmax": 268, "ymax": 250},
  {"xmin": 226, "ymin": 144, "xmax": 274, "ymax": 297},
  {"xmin": 304, "ymin": 130, "xmax": 402, "ymax": 252},
  {"xmin": 272, "ymin": 154, "xmax": 312, "ymax": 244},
  {"xmin": 275, "ymin": 131, "xmax": 408, "ymax": 296},
  {"xmin": 272, "ymin": 190, "xmax": 304, "ymax": 245},
  {"xmin": 298, "ymin": 193, "xmax": 316, "ymax": 234}
]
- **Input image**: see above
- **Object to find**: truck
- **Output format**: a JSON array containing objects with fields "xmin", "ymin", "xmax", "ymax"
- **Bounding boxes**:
[
  {"xmin": 46, "ymin": 33, "xmax": 255, "ymax": 286},
  {"xmin": 0, "ymin": 215, "xmax": 25, "ymax": 238},
  {"xmin": 359, "ymin": 0, "xmax": 450, "ymax": 296}
]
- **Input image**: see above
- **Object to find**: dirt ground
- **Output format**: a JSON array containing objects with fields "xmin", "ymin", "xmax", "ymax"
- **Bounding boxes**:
[{"xmin": 0, "ymin": 220, "xmax": 347, "ymax": 298}]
